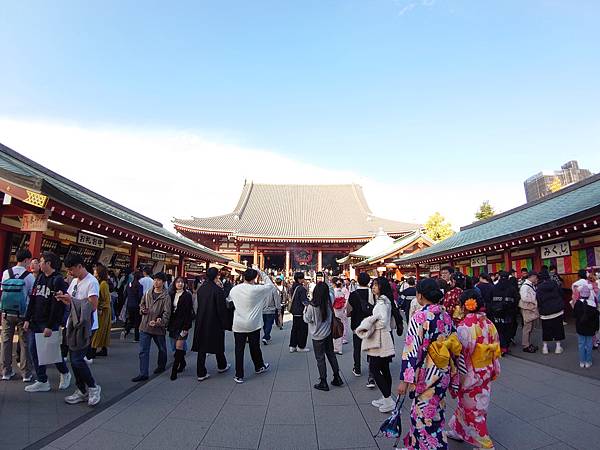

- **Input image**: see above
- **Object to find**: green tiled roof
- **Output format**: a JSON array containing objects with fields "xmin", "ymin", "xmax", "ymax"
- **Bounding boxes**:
[
  {"xmin": 396, "ymin": 174, "xmax": 600, "ymax": 264},
  {"xmin": 0, "ymin": 143, "xmax": 228, "ymax": 262}
]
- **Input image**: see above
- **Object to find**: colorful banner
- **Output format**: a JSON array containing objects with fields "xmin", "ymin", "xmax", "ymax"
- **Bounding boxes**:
[
  {"xmin": 486, "ymin": 262, "xmax": 505, "ymax": 273},
  {"xmin": 543, "ymin": 247, "xmax": 599, "ymax": 274},
  {"xmin": 512, "ymin": 258, "xmax": 533, "ymax": 272}
]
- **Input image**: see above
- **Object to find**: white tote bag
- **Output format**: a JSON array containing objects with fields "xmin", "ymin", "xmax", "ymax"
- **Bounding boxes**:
[{"xmin": 35, "ymin": 331, "xmax": 63, "ymax": 366}]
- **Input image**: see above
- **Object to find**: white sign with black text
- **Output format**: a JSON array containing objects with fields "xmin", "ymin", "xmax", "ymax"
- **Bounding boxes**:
[
  {"xmin": 151, "ymin": 251, "xmax": 166, "ymax": 261},
  {"xmin": 541, "ymin": 241, "xmax": 571, "ymax": 258},
  {"xmin": 471, "ymin": 255, "xmax": 487, "ymax": 267},
  {"xmin": 77, "ymin": 231, "xmax": 105, "ymax": 249}
]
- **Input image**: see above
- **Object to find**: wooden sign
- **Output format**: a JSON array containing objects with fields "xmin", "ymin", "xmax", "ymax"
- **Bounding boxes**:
[
  {"xmin": 21, "ymin": 213, "xmax": 49, "ymax": 232},
  {"xmin": 541, "ymin": 241, "xmax": 570, "ymax": 258},
  {"xmin": 77, "ymin": 231, "xmax": 105, "ymax": 249},
  {"xmin": 151, "ymin": 250, "xmax": 166, "ymax": 261},
  {"xmin": 471, "ymin": 255, "xmax": 487, "ymax": 267},
  {"xmin": 429, "ymin": 264, "xmax": 441, "ymax": 272}
]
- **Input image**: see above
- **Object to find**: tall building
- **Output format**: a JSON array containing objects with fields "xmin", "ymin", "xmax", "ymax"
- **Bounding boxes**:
[{"xmin": 524, "ymin": 160, "xmax": 593, "ymax": 202}]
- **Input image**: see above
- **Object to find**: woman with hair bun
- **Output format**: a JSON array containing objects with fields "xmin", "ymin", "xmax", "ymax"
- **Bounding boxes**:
[
  {"xmin": 444, "ymin": 272, "xmax": 466, "ymax": 326},
  {"xmin": 397, "ymin": 278, "xmax": 461, "ymax": 450},
  {"xmin": 447, "ymin": 289, "xmax": 501, "ymax": 449}
]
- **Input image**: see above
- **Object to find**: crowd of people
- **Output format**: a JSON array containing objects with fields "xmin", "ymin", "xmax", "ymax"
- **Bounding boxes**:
[{"xmin": 2, "ymin": 247, "xmax": 599, "ymax": 449}]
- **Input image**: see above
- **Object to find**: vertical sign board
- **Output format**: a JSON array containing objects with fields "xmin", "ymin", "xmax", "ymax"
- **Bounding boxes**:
[{"xmin": 21, "ymin": 213, "xmax": 49, "ymax": 232}]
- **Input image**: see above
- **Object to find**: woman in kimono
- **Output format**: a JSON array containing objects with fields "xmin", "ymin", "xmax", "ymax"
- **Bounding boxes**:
[
  {"xmin": 397, "ymin": 278, "xmax": 461, "ymax": 450},
  {"xmin": 447, "ymin": 289, "xmax": 501, "ymax": 449},
  {"xmin": 443, "ymin": 272, "xmax": 466, "ymax": 326}
]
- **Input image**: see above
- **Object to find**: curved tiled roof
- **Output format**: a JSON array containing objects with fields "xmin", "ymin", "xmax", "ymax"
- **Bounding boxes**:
[
  {"xmin": 396, "ymin": 173, "xmax": 600, "ymax": 264},
  {"xmin": 0, "ymin": 143, "xmax": 228, "ymax": 262},
  {"xmin": 174, "ymin": 182, "xmax": 421, "ymax": 240}
]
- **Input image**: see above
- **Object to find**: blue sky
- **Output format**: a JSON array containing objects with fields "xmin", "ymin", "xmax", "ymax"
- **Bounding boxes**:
[{"xmin": 0, "ymin": 0, "xmax": 598, "ymax": 227}]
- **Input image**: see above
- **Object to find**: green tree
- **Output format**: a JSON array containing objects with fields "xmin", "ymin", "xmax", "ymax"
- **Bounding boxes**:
[
  {"xmin": 424, "ymin": 212, "xmax": 455, "ymax": 242},
  {"xmin": 475, "ymin": 200, "xmax": 495, "ymax": 221}
]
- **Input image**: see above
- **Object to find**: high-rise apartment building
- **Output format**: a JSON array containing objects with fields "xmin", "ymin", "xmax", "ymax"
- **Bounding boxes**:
[{"xmin": 524, "ymin": 160, "xmax": 593, "ymax": 202}]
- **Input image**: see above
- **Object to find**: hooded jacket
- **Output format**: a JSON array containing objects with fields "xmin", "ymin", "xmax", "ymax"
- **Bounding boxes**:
[{"xmin": 536, "ymin": 279, "xmax": 564, "ymax": 318}]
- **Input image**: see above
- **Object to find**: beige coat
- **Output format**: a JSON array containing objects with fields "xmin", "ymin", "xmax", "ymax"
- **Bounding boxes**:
[
  {"xmin": 356, "ymin": 297, "xmax": 395, "ymax": 358},
  {"xmin": 519, "ymin": 280, "xmax": 539, "ymax": 323},
  {"xmin": 139, "ymin": 288, "xmax": 171, "ymax": 335}
]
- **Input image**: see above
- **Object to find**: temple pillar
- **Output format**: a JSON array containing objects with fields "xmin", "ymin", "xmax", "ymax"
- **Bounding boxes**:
[
  {"xmin": 503, "ymin": 249, "xmax": 512, "ymax": 272},
  {"xmin": 178, "ymin": 256, "xmax": 185, "ymax": 278},
  {"xmin": 317, "ymin": 250, "xmax": 323, "ymax": 271},
  {"xmin": 28, "ymin": 231, "xmax": 43, "ymax": 258},
  {"xmin": 253, "ymin": 246, "xmax": 258, "ymax": 267},
  {"xmin": 130, "ymin": 244, "xmax": 139, "ymax": 269},
  {"xmin": 285, "ymin": 250, "xmax": 290, "ymax": 275}
]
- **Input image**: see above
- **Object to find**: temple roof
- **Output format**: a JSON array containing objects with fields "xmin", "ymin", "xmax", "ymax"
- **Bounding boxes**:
[
  {"xmin": 355, "ymin": 230, "xmax": 434, "ymax": 267},
  {"xmin": 173, "ymin": 182, "xmax": 421, "ymax": 241}
]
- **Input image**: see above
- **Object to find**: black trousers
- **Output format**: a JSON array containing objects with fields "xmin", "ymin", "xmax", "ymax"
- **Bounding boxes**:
[
  {"xmin": 196, "ymin": 352, "xmax": 228, "ymax": 377},
  {"xmin": 125, "ymin": 306, "xmax": 141, "ymax": 340},
  {"xmin": 313, "ymin": 335, "xmax": 339, "ymax": 381},
  {"xmin": 289, "ymin": 316, "xmax": 308, "ymax": 349},
  {"xmin": 369, "ymin": 355, "xmax": 392, "ymax": 398},
  {"xmin": 234, "ymin": 329, "xmax": 265, "ymax": 379},
  {"xmin": 352, "ymin": 333, "xmax": 374, "ymax": 379}
]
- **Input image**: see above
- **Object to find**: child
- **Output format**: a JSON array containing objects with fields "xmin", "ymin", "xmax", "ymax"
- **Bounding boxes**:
[
  {"xmin": 448, "ymin": 289, "xmax": 501, "ymax": 449},
  {"xmin": 572, "ymin": 285, "xmax": 600, "ymax": 369}
]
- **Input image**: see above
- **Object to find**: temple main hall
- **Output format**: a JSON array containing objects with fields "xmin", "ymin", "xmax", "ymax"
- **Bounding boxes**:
[{"xmin": 173, "ymin": 182, "xmax": 420, "ymax": 274}]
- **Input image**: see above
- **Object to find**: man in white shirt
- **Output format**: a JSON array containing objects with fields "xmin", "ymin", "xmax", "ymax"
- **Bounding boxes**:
[
  {"xmin": 56, "ymin": 253, "xmax": 102, "ymax": 406},
  {"xmin": 139, "ymin": 267, "xmax": 153, "ymax": 295},
  {"xmin": 1, "ymin": 248, "xmax": 35, "ymax": 381},
  {"xmin": 228, "ymin": 268, "xmax": 275, "ymax": 383}
]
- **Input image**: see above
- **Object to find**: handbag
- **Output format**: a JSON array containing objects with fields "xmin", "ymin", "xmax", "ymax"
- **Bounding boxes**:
[
  {"xmin": 375, "ymin": 395, "xmax": 405, "ymax": 442},
  {"xmin": 331, "ymin": 306, "xmax": 344, "ymax": 339},
  {"xmin": 287, "ymin": 287, "xmax": 299, "ymax": 314}
]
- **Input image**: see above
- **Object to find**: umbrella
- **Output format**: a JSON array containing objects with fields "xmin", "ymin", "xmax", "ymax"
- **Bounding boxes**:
[{"xmin": 374, "ymin": 395, "xmax": 406, "ymax": 445}]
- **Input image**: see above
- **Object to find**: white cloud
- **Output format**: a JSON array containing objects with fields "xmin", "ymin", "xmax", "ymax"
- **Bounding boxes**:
[{"xmin": 0, "ymin": 118, "xmax": 524, "ymax": 233}]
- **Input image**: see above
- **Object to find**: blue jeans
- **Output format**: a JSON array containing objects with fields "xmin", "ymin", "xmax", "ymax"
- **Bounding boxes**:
[
  {"xmin": 70, "ymin": 348, "xmax": 96, "ymax": 393},
  {"xmin": 139, "ymin": 331, "xmax": 167, "ymax": 377},
  {"xmin": 578, "ymin": 334, "xmax": 593, "ymax": 364},
  {"xmin": 28, "ymin": 327, "xmax": 68, "ymax": 383},
  {"xmin": 262, "ymin": 314, "xmax": 276, "ymax": 341}
]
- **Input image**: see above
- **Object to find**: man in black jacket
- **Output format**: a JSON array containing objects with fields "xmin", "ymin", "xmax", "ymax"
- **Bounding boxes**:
[
  {"xmin": 289, "ymin": 272, "xmax": 310, "ymax": 353},
  {"xmin": 346, "ymin": 273, "xmax": 375, "ymax": 385},
  {"xmin": 23, "ymin": 251, "xmax": 71, "ymax": 393}
]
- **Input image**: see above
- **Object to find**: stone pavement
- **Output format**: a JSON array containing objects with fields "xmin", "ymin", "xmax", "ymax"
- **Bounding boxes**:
[
  {"xmin": 25, "ymin": 315, "xmax": 600, "ymax": 450},
  {"xmin": 0, "ymin": 330, "xmax": 142, "ymax": 450}
]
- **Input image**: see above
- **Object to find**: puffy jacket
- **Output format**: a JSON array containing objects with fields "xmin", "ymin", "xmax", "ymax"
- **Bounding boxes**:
[
  {"xmin": 536, "ymin": 280, "xmax": 564, "ymax": 317},
  {"xmin": 25, "ymin": 272, "xmax": 68, "ymax": 329}
]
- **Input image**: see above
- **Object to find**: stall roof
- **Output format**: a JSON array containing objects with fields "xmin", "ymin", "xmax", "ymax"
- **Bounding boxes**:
[
  {"xmin": 396, "ymin": 173, "xmax": 600, "ymax": 265},
  {"xmin": 0, "ymin": 143, "xmax": 229, "ymax": 263},
  {"xmin": 355, "ymin": 230, "xmax": 434, "ymax": 267}
]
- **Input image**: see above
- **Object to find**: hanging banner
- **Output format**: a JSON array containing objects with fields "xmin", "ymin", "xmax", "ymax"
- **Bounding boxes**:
[
  {"xmin": 21, "ymin": 213, "xmax": 49, "ymax": 232},
  {"xmin": 471, "ymin": 255, "xmax": 487, "ymax": 267},
  {"xmin": 294, "ymin": 249, "xmax": 313, "ymax": 265},
  {"xmin": 541, "ymin": 241, "xmax": 570, "ymax": 258}
]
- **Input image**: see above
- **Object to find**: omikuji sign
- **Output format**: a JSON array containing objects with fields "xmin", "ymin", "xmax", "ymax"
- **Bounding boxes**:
[
  {"xmin": 471, "ymin": 256, "xmax": 487, "ymax": 267},
  {"xmin": 541, "ymin": 241, "xmax": 571, "ymax": 258},
  {"xmin": 77, "ymin": 231, "xmax": 105, "ymax": 249}
]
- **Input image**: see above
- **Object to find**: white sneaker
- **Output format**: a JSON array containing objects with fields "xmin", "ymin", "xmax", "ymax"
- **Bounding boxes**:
[
  {"xmin": 65, "ymin": 389, "xmax": 88, "ymax": 404},
  {"xmin": 1, "ymin": 370, "xmax": 15, "ymax": 381},
  {"xmin": 378, "ymin": 397, "xmax": 395, "ymax": 413},
  {"xmin": 59, "ymin": 372, "xmax": 72, "ymax": 390},
  {"xmin": 371, "ymin": 396, "xmax": 385, "ymax": 407},
  {"xmin": 580, "ymin": 362, "xmax": 586, "ymax": 368},
  {"xmin": 297, "ymin": 347, "xmax": 311, "ymax": 353},
  {"xmin": 120, "ymin": 331, "xmax": 126, "ymax": 341},
  {"xmin": 555, "ymin": 346, "xmax": 563, "ymax": 354},
  {"xmin": 84, "ymin": 357, "xmax": 94, "ymax": 365},
  {"xmin": 25, "ymin": 380, "xmax": 51, "ymax": 392},
  {"xmin": 197, "ymin": 374, "xmax": 210, "ymax": 382},
  {"xmin": 22, "ymin": 375, "xmax": 33, "ymax": 382},
  {"xmin": 542, "ymin": 346, "xmax": 549, "ymax": 355},
  {"xmin": 289, "ymin": 346, "xmax": 297, "ymax": 353},
  {"xmin": 87, "ymin": 385, "xmax": 101, "ymax": 406},
  {"xmin": 218, "ymin": 363, "xmax": 231, "ymax": 373},
  {"xmin": 585, "ymin": 362, "xmax": 592, "ymax": 369}
]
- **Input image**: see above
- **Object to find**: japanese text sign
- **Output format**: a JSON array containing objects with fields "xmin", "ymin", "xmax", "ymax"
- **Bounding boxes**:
[
  {"xmin": 541, "ymin": 241, "xmax": 570, "ymax": 258},
  {"xmin": 471, "ymin": 255, "xmax": 487, "ymax": 267},
  {"xmin": 77, "ymin": 231, "xmax": 105, "ymax": 249}
]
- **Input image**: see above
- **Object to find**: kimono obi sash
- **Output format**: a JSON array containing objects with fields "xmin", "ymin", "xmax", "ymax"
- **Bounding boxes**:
[
  {"xmin": 471, "ymin": 342, "xmax": 501, "ymax": 369},
  {"xmin": 427, "ymin": 333, "xmax": 462, "ymax": 369}
]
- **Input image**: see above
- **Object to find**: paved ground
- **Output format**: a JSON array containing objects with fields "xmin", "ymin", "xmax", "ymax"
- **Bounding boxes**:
[
  {"xmin": 0, "ymin": 330, "xmax": 146, "ymax": 450},
  {"xmin": 19, "ymin": 314, "xmax": 599, "ymax": 450}
]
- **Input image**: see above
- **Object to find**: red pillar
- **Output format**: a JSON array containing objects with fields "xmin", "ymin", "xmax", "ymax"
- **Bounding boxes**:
[
  {"xmin": 28, "ymin": 231, "xmax": 43, "ymax": 258},
  {"xmin": 130, "ymin": 244, "xmax": 139, "ymax": 269},
  {"xmin": 503, "ymin": 249, "xmax": 512, "ymax": 272},
  {"xmin": 533, "ymin": 246, "xmax": 542, "ymax": 272},
  {"xmin": 178, "ymin": 256, "xmax": 185, "ymax": 278},
  {"xmin": 415, "ymin": 264, "xmax": 420, "ymax": 280},
  {"xmin": 0, "ymin": 231, "xmax": 7, "ymax": 268}
]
